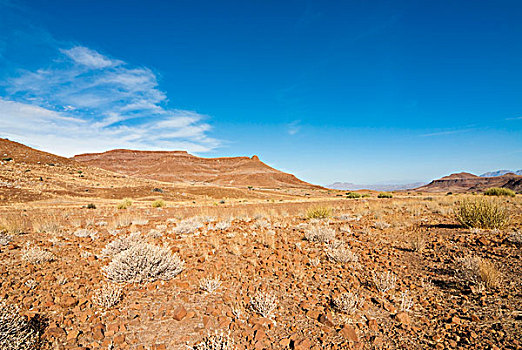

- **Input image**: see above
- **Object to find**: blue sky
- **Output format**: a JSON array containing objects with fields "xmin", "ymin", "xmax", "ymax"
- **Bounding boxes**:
[{"xmin": 1, "ymin": 0, "xmax": 521, "ymax": 185}]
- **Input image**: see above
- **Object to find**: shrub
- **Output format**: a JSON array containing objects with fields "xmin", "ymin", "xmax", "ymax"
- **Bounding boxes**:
[
  {"xmin": 0, "ymin": 300, "xmax": 40, "ymax": 350},
  {"xmin": 0, "ymin": 214, "xmax": 30, "ymax": 235},
  {"xmin": 103, "ymin": 242, "xmax": 184, "ymax": 283},
  {"xmin": 152, "ymin": 199, "xmax": 166, "ymax": 208},
  {"xmin": 306, "ymin": 206, "xmax": 332, "ymax": 219},
  {"xmin": 333, "ymin": 291, "xmax": 364, "ymax": 314},
  {"xmin": 101, "ymin": 232, "xmax": 144, "ymax": 257},
  {"xmin": 454, "ymin": 198, "xmax": 509, "ymax": 229},
  {"xmin": 87, "ymin": 203, "xmax": 97, "ymax": 209},
  {"xmin": 92, "ymin": 283, "xmax": 123, "ymax": 309},
  {"xmin": 117, "ymin": 198, "xmax": 133, "ymax": 209},
  {"xmin": 304, "ymin": 225, "xmax": 336, "ymax": 243},
  {"xmin": 174, "ymin": 217, "xmax": 203, "ymax": 234},
  {"xmin": 199, "ymin": 277, "xmax": 222, "ymax": 294},
  {"xmin": 21, "ymin": 244, "xmax": 55, "ymax": 264},
  {"xmin": 378, "ymin": 192, "xmax": 393, "ymax": 198},
  {"xmin": 250, "ymin": 291, "xmax": 278, "ymax": 318},
  {"xmin": 326, "ymin": 242, "xmax": 359, "ymax": 263},
  {"xmin": 484, "ymin": 187, "xmax": 516, "ymax": 197},
  {"xmin": 457, "ymin": 255, "xmax": 501, "ymax": 289},
  {"xmin": 0, "ymin": 233, "xmax": 12, "ymax": 246},
  {"xmin": 346, "ymin": 192, "xmax": 361, "ymax": 199},
  {"xmin": 372, "ymin": 270, "xmax": 397, "ymax": 294},
  {"xmin": 194, "ymin": 330, "xmax": 235, "ymax": 350}
]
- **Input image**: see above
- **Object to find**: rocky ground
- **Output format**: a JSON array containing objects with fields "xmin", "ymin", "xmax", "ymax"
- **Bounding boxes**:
[{"xmin": 0, "ymin": 196, "xmax": 521, "ymax": 349}]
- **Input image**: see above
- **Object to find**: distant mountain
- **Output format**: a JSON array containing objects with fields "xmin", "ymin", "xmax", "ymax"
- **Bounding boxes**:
[
  {"xmin": 480, "ymin": 170, "xmax": 522, "ymax": 177},
  {"xmin": 415, "ymin": 171, "xmax": 522, "ymax": 193},
  {"xmin": 328, "ymin": 182, "xmax": 427, "ymax": 192}
]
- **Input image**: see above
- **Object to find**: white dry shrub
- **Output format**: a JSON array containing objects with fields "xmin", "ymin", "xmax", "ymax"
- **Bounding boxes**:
[
  {"xmin": 400, "ymin": 290, "xmax": 414, "ymax": 312},
  {"xmin": 304, "ymin": 225, "xmax": 336, "ymax": 243},
  {"xmin": 333, "ymin": 291, "xmax": 365, "ymax": 314},
  {"xmin": 326, "ymin": 243, "xmax": 359, "ymax": 263},
  {"xmin": 252, "ymin": 219, "xmax": 270, "ymax": 230},
  {"xmin": 0, "ymin": 233, "xmax": 12, "ymax": 246},
  {"xmin": 93, "ymin": 283, "xmax": 123, "ymax": 309},
  {"xmin": 374, "ymin": 221, "xmax": 391, "ymax": 230},
  {"xmin": 193, "ymin": 330, "xmax": 235, "ymax": 350},
  {"xmin": 199, "ymin": 277, "xmax": 222, "ymax": 294},
  {"xmin": 214, "ymin": 221, "xmax": 231, "ymax": 231},
  {"xmin": 372, "ymin": 270, "xmax": 397, "ymax": 294},
  {"xmin": 0, "ymin": 300, "xmax": 40, "ymax": 350},
  {"xmin": 250, "ymin": 291, "xmax": 278, "ymax": 318},
  {"xmin": 21, "ymin": 244, "xmax": 55, "ymax": 264},
  {"xmin": 131, "ymin": 217, "xmax": 149, "ymax": 226},
  {"xmin": 73, "ymin": 228, "xmax": 97, "ymax": 239},
  {"xmin": 174, "ymin": 217, "xmax": 203, "ymax": 235},
  {"xmin": 100, "ymin": 232, "xmax": 143, "ymax": 258},
  {"xmin": 103, "ymin": 242, "xmax": 185, "ymax": 283}
]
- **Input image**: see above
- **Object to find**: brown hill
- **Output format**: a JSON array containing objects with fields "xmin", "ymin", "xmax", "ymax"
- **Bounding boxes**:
[
  {"xmin": 415, "ymin": 172, "xmax": 522, "ymax": 193},
  {"xmin": 0, "ymin": 139, "xmax": 303, "ymax": 204},
  {"xmin": 73, "ymin": 149, "xmax": 321, "ymax": 190}
]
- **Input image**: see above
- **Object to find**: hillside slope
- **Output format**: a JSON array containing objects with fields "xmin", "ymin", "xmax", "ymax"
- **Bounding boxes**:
[{"xmin": 73, "ymin": 149, "xmax": 321, "ymax": 189}]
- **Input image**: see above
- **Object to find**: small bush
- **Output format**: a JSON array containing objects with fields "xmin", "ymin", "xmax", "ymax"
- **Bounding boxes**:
[
  {"xmin": 346, "ymin": 192, "xmax": 361, "ymax": 199},
  {"xmin": 86, "ymin": 203, "xmax": 96, "ymax": 209},
  {"xmin": 194, "ymin": 330, "xmax": 235, "ymax": 350},
  {"xmin": 151, "ymin": 199, "xmax": 166, "ymax": 208},
  {"xmin": 250, "ymin": 291, "xmax": 278, "ymax": 318},
  {"xmin": 103, "ymin": 242, "xmax": 185, "ymax": 283},
  {"xmin": 117, "ymin": 198, "xmax": 133, "ymax": 209},
  {"xmin": 304, "ymin": 225, "xmax": 336, "ymax": 243},
  {"xmin": 306, "ymin": 206, "xmax": 332, "ymax": 219},
  {"xmin": 484, "ymin": 187, "xmax": 516, "ymax": 197},
  {"xmin": 92, "ymin": 283, "xmax": 123, "ymax": 309},
  {"xmin": 454, "ymin": 198, "xmax": 509, "ymax": 229},
  {"xmin": 21, "ymin": 244, "xmax": 55, "ymax": 264},
  {"xmin": 199, "ymin": 277, "xmax": 222, "ymax": 294},
  {"xmin": 0, "ymin": 214, "xmax": 31, "ymax": 235},
  {"xmin": 174, "ymin": 217, "xmax": 203, "ymax": 234},
  {"xmin": 372, "ymin": 270, "xmax": 397, "ymax": 294},
  {"xmin": 333, "ymin": 291, "xmax": 364, "ymax": 314},
  {"xmin": 0, "ymin": 300, "xmax": 41, "ymax": 350},
  {"xmin": 378, "ymin": 192, "xmax": 393, "ymax": 198},
  {"xmin": 0, "ymin": 233, "xmax": 12, "ymax": 246},
  {"xmin": 101, "ymin": 232, "xmax": 144, "ymax": 257},
  {"xmin": 457, "ymin": 255, "xmax": 501, "ymax": 289},
  {"xmin": 326, "ymin": 242, "xmax": 359, "ymax": 263}
]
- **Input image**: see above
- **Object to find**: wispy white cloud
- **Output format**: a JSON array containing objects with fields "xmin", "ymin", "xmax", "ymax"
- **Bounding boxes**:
[
  {"xmin": 1, "ymin": 45, "xmax": 220, "ymax": 155},
  {"xmin": 287, "ymin": 120, "xmax": 301, "ymax": 135},
  {"xmin": 420, "ymin": 128, "xmax": 474, "ymax": 137}
]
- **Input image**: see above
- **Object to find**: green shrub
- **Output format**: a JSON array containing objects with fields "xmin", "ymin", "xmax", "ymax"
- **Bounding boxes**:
[
  {"xmin": 346, "ymin": 192, "xmax": 361, "ymax": 199},
  {"xmin": 152, "ymin": 199, "xmax": 166, "ymax": 208},
  {"xmin": 117, "ymin": 198, "xmax": 133, "ymax": 209},
  {"xmin": 87, "ymin": 203, "xmax": 96, "ymax": 209},
  {"xmin": 306, "ymin": 206, "xmax": 332, "ymax": 219},
  {"xmin": 484, "ymin": 187, "xmax": 516, "ymax": 197},
  {"xmin": 378, "ymin": 192, "xmax": 393, "ymax": 198},
  {"xmin": 454, "ymin": 198, "xmax": 509, "ymax": 229},
  {"xmin": 362, "ymin": 193, "xmax": 371, "ymax": 198}
]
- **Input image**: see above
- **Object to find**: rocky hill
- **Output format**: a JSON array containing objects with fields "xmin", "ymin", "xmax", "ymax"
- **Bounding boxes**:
[
  {"xmin": 415, "ymin": 171, "xmax": 522, "ymax": 193},
  {"xmin": 73, "ymin": 149, "xmax": 321, "ymax": 190}
]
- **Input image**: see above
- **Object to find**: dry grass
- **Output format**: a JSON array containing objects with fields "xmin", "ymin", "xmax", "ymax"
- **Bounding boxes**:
[
  {"xmin": 372, "ymin": 270, "xmax": 397, "ymax": 294},
  {"xmin": 250, "ymin": 291, "xmax": 278, "ymax": 318},
  {"xmin": 92, "ymin": 283, "xmax": 124, "ymax": 309},
  {"xmin": 454, "ymin": 198, "xmax": 509, "ymax": 229},
  {"xmin": 193, "ymin": 330, "xmax": 235, "ymax": 350},
  {"xmin": 457, "ymin": 255, "xmax": 501, "ymax": 289},
  {"xmin": 151, "ymin": 199, "xmax": 166, "ymax": 208},
  {"xmin": 0, "ymin": 214, "xmax": 31, "ymax": 235},
  {"xmin": 304, "ymin": 225, "xmax": 336, "ymax": 243},
  {"xmin": 333, "ymin": 291, "xmax": 364, "ymax": 314},
  {"xmin": 117, "ymin": 198, "xmax": 133, "ymax": 209},
  {"xmin": 21, "ymin": 244, "xmax": 55, "ymax": 264},
  {"xmin": 306, "ymin": 205, "xmax": 332, "ymax": 219}
]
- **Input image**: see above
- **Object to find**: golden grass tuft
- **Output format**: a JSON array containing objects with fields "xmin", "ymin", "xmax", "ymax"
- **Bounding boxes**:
[
  {"xmin": 454, "ymin": 198, "xmax": 509, "ymax": 229},
  {"xmin": 117, "ymin": 198, "xmax": 133, "ymax": 210},
  {"xmin": 306, "ymin": 206, "xmax": 332, "ymax": 219}
]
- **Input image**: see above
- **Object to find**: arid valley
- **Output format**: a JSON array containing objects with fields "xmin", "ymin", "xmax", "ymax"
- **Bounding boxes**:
[{"xmin": 1, "ymin": 138, "xmax": 521, "ymax": 349}]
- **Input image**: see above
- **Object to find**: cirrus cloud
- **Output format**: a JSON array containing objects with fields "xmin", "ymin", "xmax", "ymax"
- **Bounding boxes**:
[{"xmin": 1, "ymin": 45, "xmax": 220, "ymax": 156}]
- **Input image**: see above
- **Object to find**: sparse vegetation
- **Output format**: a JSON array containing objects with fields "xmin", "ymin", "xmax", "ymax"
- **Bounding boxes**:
[
  {"xmin": 454, "ymin": 198, "xmax": 509, "ymax": 229},
  {"xmin": 0, "ymin": 300, "xmax": 41, "ymax": 350},
  {"xmin": 372, "ymin": 270, "xmax": 397, "ymax": 294},
  {"xmin": 194, "ymin": 330, "xmax": 235, "ymax": 350},
  {"xmin": 21, "ymin": 244, "xmax": 55, "ymax": 264},
  {"xmin": 199, "ymin": 277, "xmax": 222, "ymax": 294},
  {"xmin": 152, "ymin": 199, "xmax": 166, "ymax": 208},
  {"xmin": 484, "ymin": 187, "xmax": 516, "ymax": 197},
  {"xmin": 457, "ymin": 255, "xmax": 501, "ymax": 289},
  {"xmin": 93, "ymin": 283, "xmax": 123, "ymax": 309},
  {"xmin": 117, "ymin": 198, "xmax": 133, "ymax": 209},
  {"xmin": 103, "ymin": 242, "xmax": 185, "ymax": 283},
  {"xmin": 250, "ymin": 291, "xmax": 278, "ymax": 318},
  {"xmin": 306, "ymin": 205, "xmax": 332, "ymax": 219},
  {"xmin": 333, "ymin": 291, "xmax": 365, "ymax": 314},
  {"xmin": 346, "ymin": 192, "xmax": 361, "ymax": 199},
  {"xmin": 378, "ymin": 192, "xmax": 393, "ymax": 198},
  {"xmin": 304, "ymin": 225, "xmax": 336, "ymax": 243}
]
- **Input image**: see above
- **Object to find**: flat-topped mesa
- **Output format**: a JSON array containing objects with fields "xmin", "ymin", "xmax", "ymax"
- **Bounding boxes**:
[
  {"xmin": 415, "ymin": 171, "xmax": 522, "ymax": 193},
  {"xmin": 73, "ymin": 148, "xmax": 322, "ymax": 189}
]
